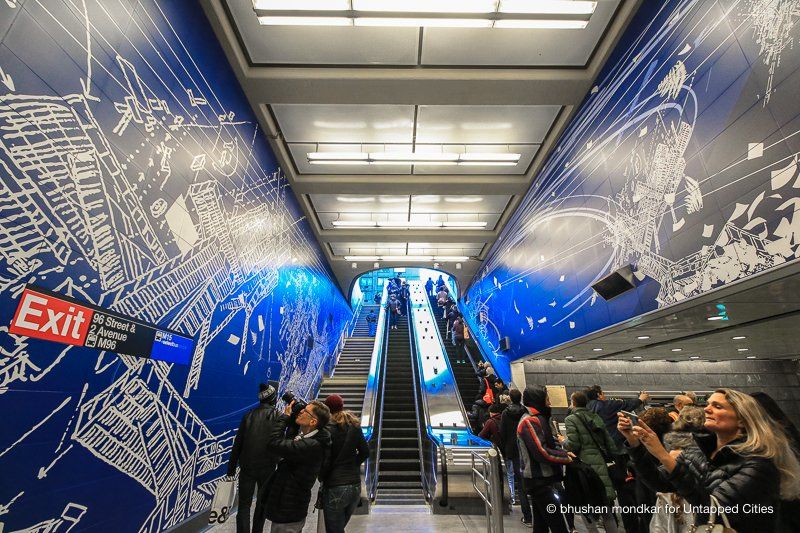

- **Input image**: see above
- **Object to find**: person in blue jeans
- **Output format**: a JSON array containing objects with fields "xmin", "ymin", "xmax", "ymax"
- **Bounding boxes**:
[{"xmin": 319, "ymin": 395, "xmax": 369, "ymax": 533}]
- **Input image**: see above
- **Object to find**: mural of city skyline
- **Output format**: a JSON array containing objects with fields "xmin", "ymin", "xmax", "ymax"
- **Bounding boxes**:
[
  {"xmin": 0, "ymin": 1, "xmax": 352, "ymax": 531},
  {"xmin": 464, "ymin": 0, "xmax": 800, "ymax": 380}
]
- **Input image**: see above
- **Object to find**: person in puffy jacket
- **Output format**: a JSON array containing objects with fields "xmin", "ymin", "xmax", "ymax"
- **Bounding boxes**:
[
  {"xmin": 517, "ymin": 385, "xmax": 572, "ymax": 532},
  {"xmin": 619, "ymin": 388, "xmax": 800, "ymax": 532},
  {"xmin": 560, "ymin": 391, "xmax": 619, "ymax": 532},
  {"xmin": 319, "ymin": 395, "xmax": 369, "ymax": 533},
  {"xmin": 264, "ymin": 400, "xmax": 332, "ymax": 532},
  {"xmin": 228, "ymin": 383, "xmax": 280, "ymax": 533}
]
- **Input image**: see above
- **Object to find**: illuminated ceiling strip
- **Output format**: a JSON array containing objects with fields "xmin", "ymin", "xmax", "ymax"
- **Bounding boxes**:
[
  {"xmin": 254, "ymin": 2, "xmax": 596, "ymax": 28},
  {"xmin": 308, "ymin": 152, "xmax": 521, "ymax": 165},
  {"xmin": 331, "ymin": 220, "xmax": 488, "ymax": 229},
  {"xmin": 344, "ymin": 255, "xmax": 470, "ymax": 261}
]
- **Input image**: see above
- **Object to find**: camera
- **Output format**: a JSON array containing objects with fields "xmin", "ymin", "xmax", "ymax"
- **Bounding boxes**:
[{"xmin": 281, "ymin": 390, "xmax": 307, "ymax": 416}]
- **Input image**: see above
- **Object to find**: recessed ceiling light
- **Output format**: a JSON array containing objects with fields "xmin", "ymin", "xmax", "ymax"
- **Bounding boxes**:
[
  {"xmin": 732, "ymin": 336, "xmax": 746, "ymax": 340},
  {"xmin": 592, "ymin": 348, "xmax": 603, "ymax": 352},
  {"xmin": 737, "ymin": 348, "xmax": 749, "ymax": 352},
  {"xmin": 707, "ymin": 316, "xmax": 725, "ymax": 321},
  {"xmin": 633, "ymin": 356, "xmax": 642, "ymax": 360},
  {"xmin": 565, "ymin": 355, "xmax": 574, "ymax": 359},
  {"xmin": 637, "ymin": 335, "xmax": 650, "ymax": 340},
  {"xmin": 746, "ymin": 356, "xmax": 757, "ymax": 359},
  {"xmin": 671, "ymin": 348, "xmax": 682, "ymax": 352},
  {"xmin": 690, "ymin": 356, "xmax": 701, "ymax": 359}
]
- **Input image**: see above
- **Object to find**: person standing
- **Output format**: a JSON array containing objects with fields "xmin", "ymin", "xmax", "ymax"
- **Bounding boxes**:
[
  {"xmin": 385, "ymin": 294, "xmax": 401, "ymax": 330},
  {"xmin": 560, "ymin": 391, "xmax": 619, "ymax": 533},
  {"xmin": 668, "ymin": 394, "xmax": 694, "ymax": 422},
  {"xmin": 227, "ymin": 383, "xmax": 280, "ymax": 533},
  {"xmin": 425, "ymin": 277, "xmax": 435, "ymax": 297},
  {"xmin": 500, "ymin": 389, "xmax": 533, "ymax": 526},
  {"xmin": 517, "ymin": 385, "xmax": 572, "ymax": 533},
  {"xmin": 365, "ymin": 309, "xmax": 377, "ymax": 337},
  {"xmin": 319, "ymin": 395, "xmax": 369, "ymax": 533},
  {"xmin": 264, "ymin": 400, "xmax": 332, "ymax": 532},
  {"xmin": 452, "ymin": 316, "xmax": 465, "ymax": 360}
]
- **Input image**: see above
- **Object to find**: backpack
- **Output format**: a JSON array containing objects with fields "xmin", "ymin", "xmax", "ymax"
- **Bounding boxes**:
[{"xmin": 563, "ymin": 458, "xmax": 609, "ymax": 513}]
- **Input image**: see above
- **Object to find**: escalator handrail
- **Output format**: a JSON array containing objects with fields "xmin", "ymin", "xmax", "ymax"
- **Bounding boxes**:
[{"xmin": 421, "ymin": 293, "xmax": 472, "ymax": 430}]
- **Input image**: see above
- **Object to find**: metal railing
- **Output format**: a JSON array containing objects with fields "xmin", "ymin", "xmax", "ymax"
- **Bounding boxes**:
[{"xmin": 471, "ymin": 449, "xmax": 504, "ymax": 533}]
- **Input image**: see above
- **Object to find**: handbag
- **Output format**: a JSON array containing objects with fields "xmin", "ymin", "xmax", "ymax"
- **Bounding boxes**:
[
  {"xmin": 482, "ymin": 378, "xmax": 495, "ymax": 404},
  {"xmin": 688, "ymin": 495, "xmax": 736, "ymax": 533},
  {"xmin": 574, "ymin": 414, "xmax": 626, "ymax": 485},
  {"xmin": 208, "ymin": 478, "xmax": 236, "ymax": 525}
]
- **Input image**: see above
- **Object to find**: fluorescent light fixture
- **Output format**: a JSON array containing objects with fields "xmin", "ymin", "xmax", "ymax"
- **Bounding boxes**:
[
  {"xmin": 372, "ymin": 160, "xmax": 458, "ymax": 166},
  {"xmin": 331, "ymin": 220, "xmax": 378, "ymax": 227},
  {"xmin": 378, "ymin": 220, "xmax": 442, "ymax": 228},
  {"xmin": 308, "ymin": 152, "xmax": 368, "ymax": 160},
  {"xmin": 442, "ymin": 221, "xmax": 487, "ymax": 228},
  {"xmin": 355, "ymin": 17, "xmax": 492, "ymax": 27},
  {"xmin": 690, "ymin": 356, "xmax": 701, "ymax": 359},
  {"xmin": 354, "ymin": 0, "xmax": 497, "ymax": 13},
  {"xmin": 494, "ymin": 19, "xmax": 588, "ymax": 29},
  {"xmin": 342, "ymin": 255, "xmax": 469, "ymax": 262},
  {"xmin": 671, "ymin": 348, "xmax": 682, "ymax": 352},
  {"xmin": 592, "ymin": 348, "xmax": 603, "ymax": 352},
  {"xmin": 732, "ymin": 336, "xmax": 746, "ymax": 340},
  {"xmin": 737, "ymin": 348, "xmax": 749, "ymax": 352},
  {"xmin": 637, "ymin": 335, "xmax": 650, "ymax": 340},
  {"xmin": 565, "ymin": 356, "xmax": 574, "ymax": 359},
  {"xmin": 371, "ymin": 152, "xmax": 459, "ymax": 162},
  {"xmin": 707, "ymin": 316, "xmax": 725, "ymax": 321},
  {"xmin": 309, "ymin": 160, "xmax": 370, "ymax": 165},
  {"xmin": 345, "ymin": 256, "xmax": 380, "ymax": 261},
  {"xmin": 336, "ymin": 196, "xmax": 375, "ymax": 203},
  {"xmin": 633, "ymin": 356, "xmax": 642, "ymax": 360},
  {"xmin": 254, "ymin": 0, "xmax": 349, "ymax": 9},
  {"xmin": 459, "ymin": 152, "xmax": 520, "ymax": 161},
  {"xmin": 434, "ymin": 256, "xmax": 469, "ymax": 262},
  {"xmin": 458, "ymin": 161, "xmax": 518, "ymax": 166},
  {"xmin": 499, "ymin": 0, "xmax": 597, "ymax": 15},
  {"xmin": 444, "ymin": 196, "xmax": 484, "ymax": 203},
  {"xmin": 382, "ymin": 255, "xmax": 433, "ymax": 261},
  {"xmin": 746, "ymin": 356, "xmax": 757, "ymax": 359},
  {"xmin": 258, "ymin": 16, "xmax": 352, "ymax": 25},
  {"xmin": 378, "ymin": 196, "xmax": 408, "ymax": 204}
]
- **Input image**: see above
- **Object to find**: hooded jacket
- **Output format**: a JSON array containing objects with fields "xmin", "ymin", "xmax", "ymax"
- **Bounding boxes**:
[
  {"xmin": 479, "ymin": 412, "xmax": 503, "ymax": 447},
  {"xmin": 588, "ymin": 397, "xmax": 643, "ymax": 450},
  {"xmin": 517, "ymin": 387, "xmax": 570, "ymax": 482},
  {"xmin": 227, "ymin": 402, "xmax": 280, "ymax": 476},
  {"xmin": 499, "ymin": 402, "xmax": 527, "ymax": 460},
  {"xmin": 628, "ymin": 432, "xmax": 780, "ymax": 532},
  {"xmin": 265, "ymin": 415, "xmax": 332, "ymax": 524},
  {"xmin": 563, "ymin": 407, "xmax": 617, "ymax": 502}
]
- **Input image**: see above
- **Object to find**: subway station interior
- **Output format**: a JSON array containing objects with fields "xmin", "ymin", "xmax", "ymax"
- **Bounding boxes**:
[{"xmin": 2, "ymin": 1, "xmax": 800, "ymax": 532}]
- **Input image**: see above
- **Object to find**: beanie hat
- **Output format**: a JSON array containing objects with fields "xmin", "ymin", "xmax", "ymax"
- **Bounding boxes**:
[
  {"xmin": 522, "ymin": 385, "xmax": 548, "ymax": 410},
  {"xmin": 258, "ymin": 383, "xmax": 277, "ymax": 404},
  {"xmin": 324, "ymin": 394, "xmax": 344, "ymax": 414}
]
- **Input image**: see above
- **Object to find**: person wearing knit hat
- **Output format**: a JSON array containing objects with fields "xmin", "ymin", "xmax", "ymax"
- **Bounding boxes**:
[
  {"xmin": 517, "ymin": 385, "xmax": 572, "ymax": 532},
  {"xmin": 319, "ymin": 393, "xmax": 368, "ymax": 533},
  {"xmin": 228, "ymin": 383, "xmax": 281, "ymax": 533},
  {"xmin": 324, "ymin": 394, "xmax": 344, "ymax": 414}
]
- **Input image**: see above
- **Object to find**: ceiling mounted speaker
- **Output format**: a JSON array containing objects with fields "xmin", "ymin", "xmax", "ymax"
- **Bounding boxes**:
[{"xmin": 591, "ymin": 264, "xmax": 636, "ymax": 301}]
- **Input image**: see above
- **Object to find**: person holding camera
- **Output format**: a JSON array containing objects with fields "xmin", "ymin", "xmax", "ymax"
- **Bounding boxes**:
[
  {"xmin": 228, "ymin": 383, "xmax": 280, "ymax": 533},
  {"xmin": 263, "ymin": 396, "xmax": 332, "ymax": 532},
  {"xmin": 318, "ymin": 394, "xmax": 369, "ymax": 533}
]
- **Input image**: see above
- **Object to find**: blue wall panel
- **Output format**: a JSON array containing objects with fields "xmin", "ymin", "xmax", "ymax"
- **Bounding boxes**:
[
  {"xmin": 0, "ymin": 1, "xmax": 351, "ymax": 531},
  {"xmin": 465, "ymin": 0, "xmax": 800, "ymax": 381}
]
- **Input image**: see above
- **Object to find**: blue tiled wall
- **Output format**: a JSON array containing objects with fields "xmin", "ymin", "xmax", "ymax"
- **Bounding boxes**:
[
  {"xmin": 0, "ymin": 1, "xmax": 351, "ymax": 531},
  {"xmin": 465, "ymin": 0, "xmax": 800, "ymax": 381}
]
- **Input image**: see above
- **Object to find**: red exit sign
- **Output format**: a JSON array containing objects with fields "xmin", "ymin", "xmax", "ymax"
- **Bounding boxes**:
[{"xmin": 9, "ymin": 287, "xmax": 94, "ymax": 346}]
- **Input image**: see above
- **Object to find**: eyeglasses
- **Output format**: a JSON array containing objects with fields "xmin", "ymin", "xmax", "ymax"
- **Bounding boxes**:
[{"xmin": 299, "ymin": 407, "xmax": 318, "ymax": 422}]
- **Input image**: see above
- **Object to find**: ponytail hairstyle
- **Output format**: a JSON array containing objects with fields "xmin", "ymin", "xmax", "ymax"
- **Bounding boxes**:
[
  {"xmin": 331, "ymin": 409, "xmax": 360, "ymax": 429},
  {"xmin": 716, "ymin": 388, "xmax": 800, "ymax": 499}
]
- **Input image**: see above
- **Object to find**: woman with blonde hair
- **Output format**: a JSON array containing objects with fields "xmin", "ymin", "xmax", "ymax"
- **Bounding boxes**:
[{"xmin": 618, "ymin": 388, "xmax": 800, "ymax": 532}]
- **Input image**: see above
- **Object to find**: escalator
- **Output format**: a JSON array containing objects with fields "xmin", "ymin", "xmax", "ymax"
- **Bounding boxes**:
[
  {"xmin": 428, "ymin": 295, "xmax": 483, "ymax": 415},
  {"xmin": 375, "ymin": 314, "xmax": 426, "ymax": 505}
]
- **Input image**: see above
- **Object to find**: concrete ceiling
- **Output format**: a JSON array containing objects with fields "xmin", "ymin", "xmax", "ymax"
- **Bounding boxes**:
[{"xmin": 200, "ymin": 0, "xmax": 643, "ymax": 295}]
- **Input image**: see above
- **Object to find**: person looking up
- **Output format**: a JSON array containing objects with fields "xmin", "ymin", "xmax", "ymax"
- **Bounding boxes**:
[
  {"xmin": 619, "ymin": 388, "xmax": 800, "ymax": 532},
  {"xmin": 228, "ymin": 383, "xmax": 280, "ymax": 533},
  {"xmin": 586, "ymin": 385, "xmax": 649, "ymax": 449},
  {"xmin": 265, "ymin": 400, "xmax": 332, "ymax": 533}
]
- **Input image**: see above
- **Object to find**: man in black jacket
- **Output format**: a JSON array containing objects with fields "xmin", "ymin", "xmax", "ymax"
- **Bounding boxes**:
[
  {"xmin": 264, "ymin": 400, "xmax": 332, "ymax": 532},
  {"xmin": 228, "ymin": 383, "xmax": 280, "ymax": 533},
  {"xmin": 499, "ymin": 388, "xmax": 533, "ymax": 526}
]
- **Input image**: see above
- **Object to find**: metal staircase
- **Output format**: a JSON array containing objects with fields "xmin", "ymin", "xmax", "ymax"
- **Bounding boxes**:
[
  {"xmin": 375, "ymin": 314, "xmax": 426, "ymax": 505},
  {"xmin": 351, "ymin": 304, "xmax": 379, "ymax": 337},
  {"xmin": 317, "ymin": 336, "xmax": 373, "ymax": 417}
]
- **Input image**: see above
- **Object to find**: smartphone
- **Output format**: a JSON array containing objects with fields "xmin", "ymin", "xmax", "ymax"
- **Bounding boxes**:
[{"xmin": 619, "ymin": 410, "xmax": 639, "ymax": 425}]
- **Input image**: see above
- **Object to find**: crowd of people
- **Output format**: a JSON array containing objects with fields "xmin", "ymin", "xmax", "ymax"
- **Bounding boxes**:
[
  {"xmin": 477, "ymin": 382, "xmax": 800, "ymax": 532},
  {"xmin": 228, "ymin": 384, "xmax": 368, "ymax": 533}
]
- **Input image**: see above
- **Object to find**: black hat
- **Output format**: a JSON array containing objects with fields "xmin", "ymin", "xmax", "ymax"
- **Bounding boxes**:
[
  {"xmin": 522, "ymin": 385, "xmax": 548, "ymax": 410},
  {"xmin": 258, "ymin": 383, "xmax": 277, "ymax": 404}
]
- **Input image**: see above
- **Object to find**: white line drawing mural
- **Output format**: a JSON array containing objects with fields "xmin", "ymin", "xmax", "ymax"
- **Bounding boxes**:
[
  {"xmin": 466, "ymin": 0, "xmax": 800, "ymax": 370},
  {"xmin": 0, "ymin": 1, "xmax": 350, "ymax": 531}
]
